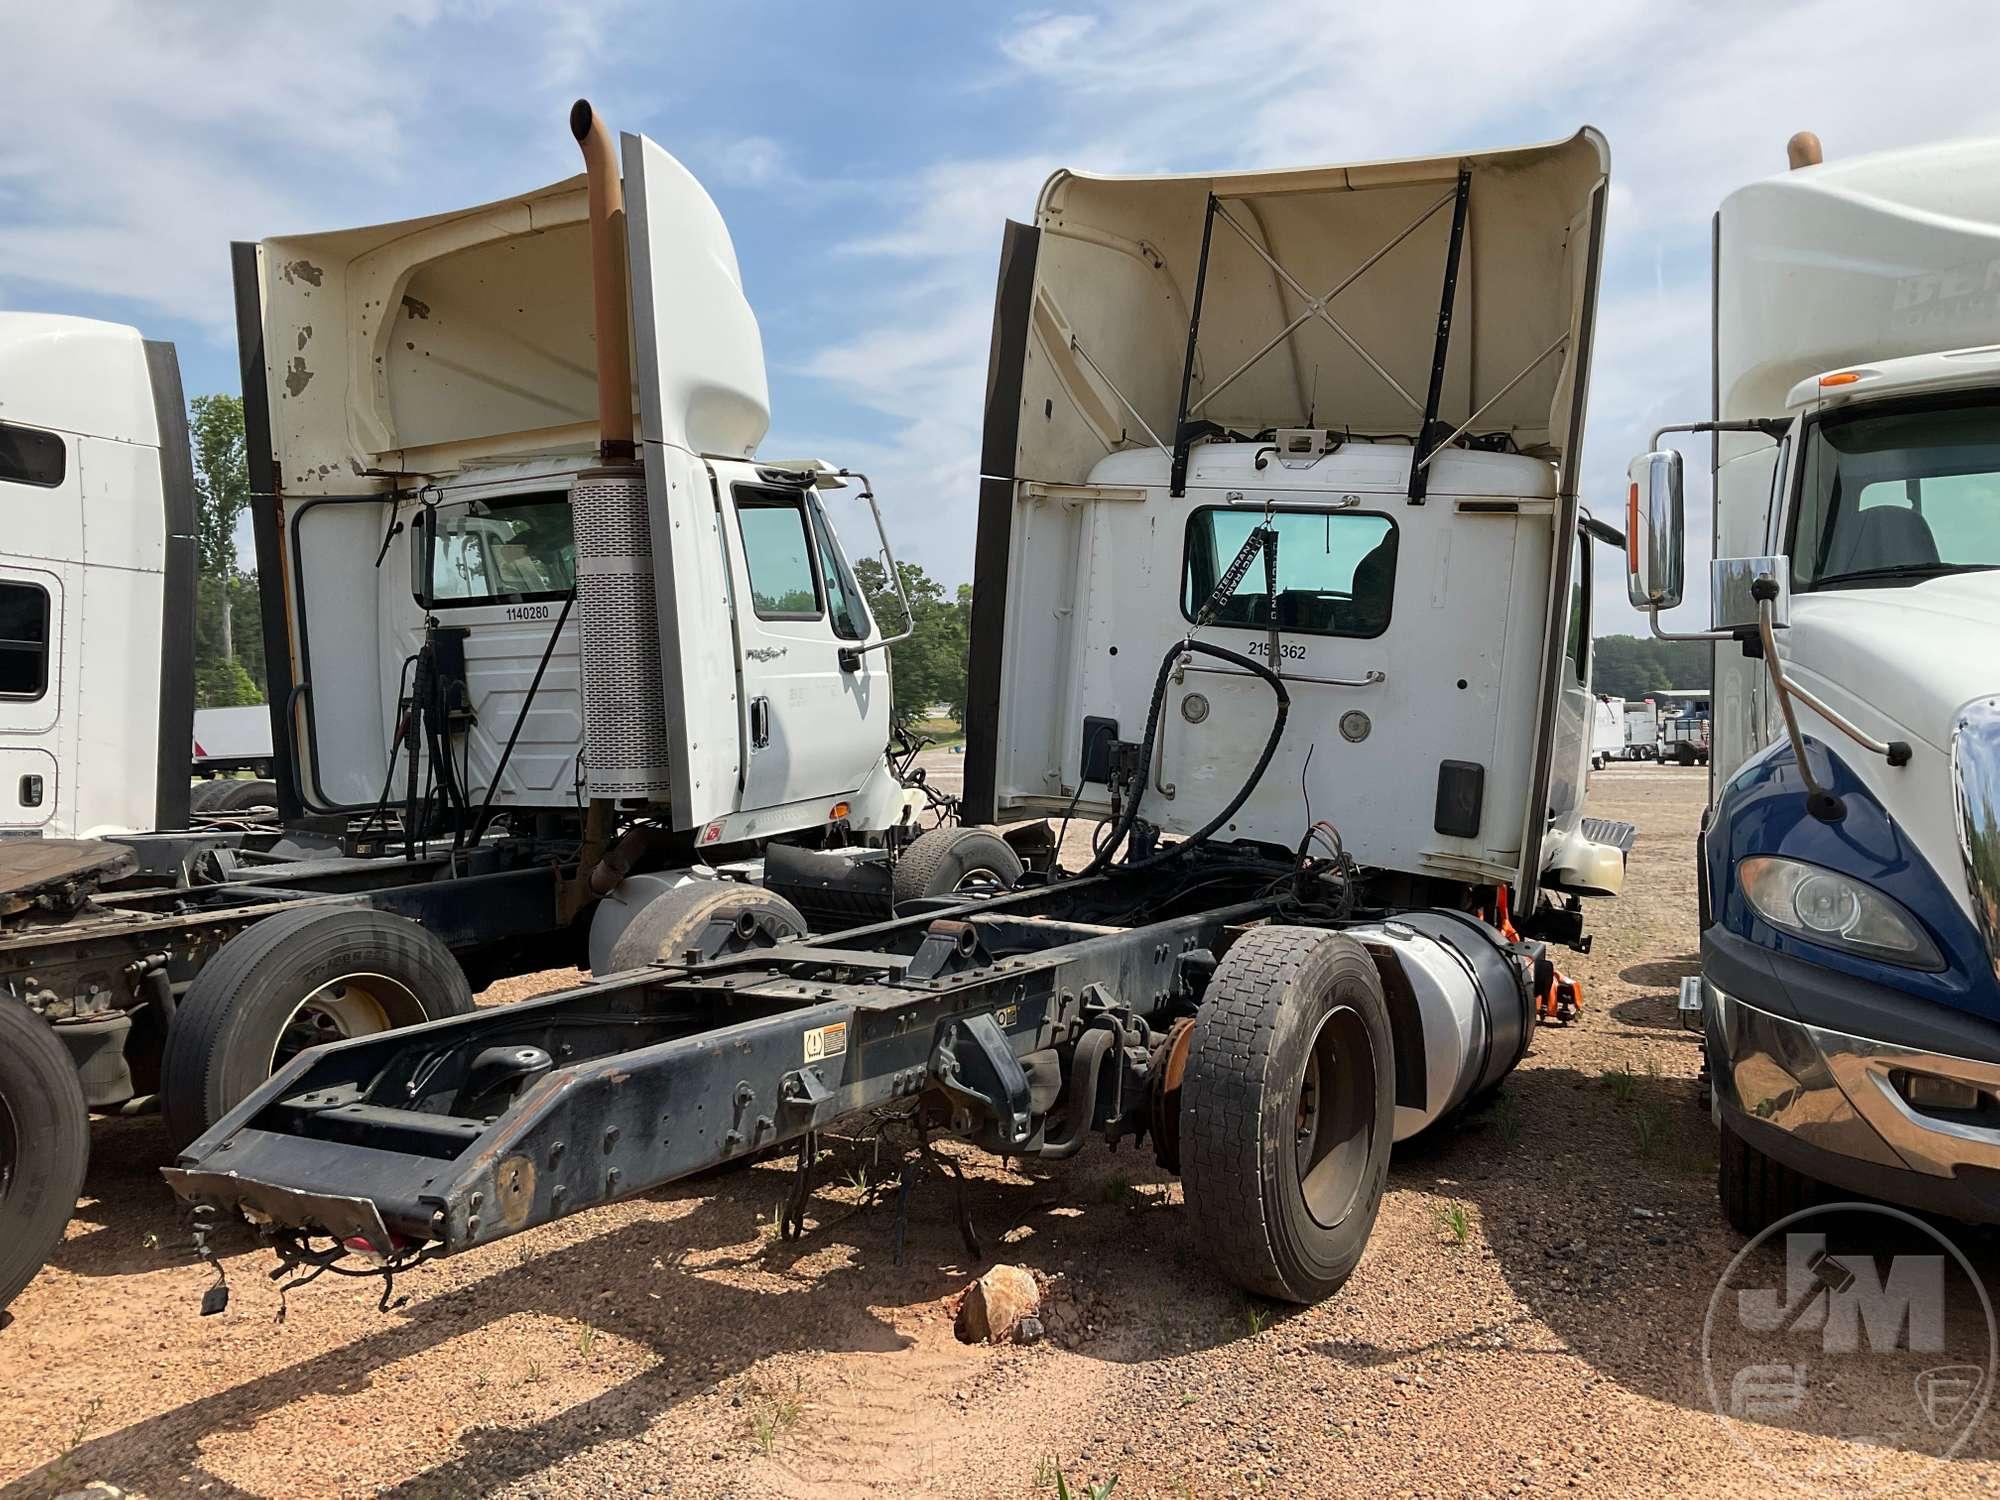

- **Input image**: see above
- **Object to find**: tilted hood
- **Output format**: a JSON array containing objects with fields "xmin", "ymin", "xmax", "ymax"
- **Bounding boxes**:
[
  {"xmin": 250, "ymin": 137, "xmax": 768, "ymax": 494},
  {"xmin": 1787, "ymin": 572, "xmax": 2000, "ymax": 753},
  {"xmin": 984, "ymin": 128, "xmax": 1608, "ymax": 490}
]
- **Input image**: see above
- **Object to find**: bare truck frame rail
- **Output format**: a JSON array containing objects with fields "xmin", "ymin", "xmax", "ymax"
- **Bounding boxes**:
[{"xmin": 166, "ymin": 849, "xmax": 1538, "ymax": 1302}]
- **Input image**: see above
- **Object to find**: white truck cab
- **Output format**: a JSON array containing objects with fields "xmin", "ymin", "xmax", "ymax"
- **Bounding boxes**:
[
  {"xmin": 238, "ymin": 116, "xmax": 922, "ymax": 960},
  {"xmin": 965, "ymin": 128, "xmax": 1633, "ymax": 950},
  {"xmin": 0, "ymin": 315, "xmax": 196, "ymax": 839},
  {"xmin": 1627, "ymin": 133, "xmax": 2000, "ymax": 1232}
]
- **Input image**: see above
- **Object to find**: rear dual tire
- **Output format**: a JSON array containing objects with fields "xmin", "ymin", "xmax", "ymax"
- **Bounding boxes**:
[
  {"xmin": 161, "ymin": 907, "xmax": 474, "ymax": 1151},
  {"xmin": 1179, "ymin": 926, "xmax": 1394, "ymax": 1303},
  {"xmin": 893, "ymin": 826, "xmax": 1024, "ymax": 907},
  {"xmin": 0, "ymin": 1001, "xmax": 90, "ymax": 1313}
]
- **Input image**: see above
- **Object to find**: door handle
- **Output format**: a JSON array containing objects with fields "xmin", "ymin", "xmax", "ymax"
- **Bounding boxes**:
[{"xmin": 750, "ymin": 696, "xmax": 771, "ymax": 750}]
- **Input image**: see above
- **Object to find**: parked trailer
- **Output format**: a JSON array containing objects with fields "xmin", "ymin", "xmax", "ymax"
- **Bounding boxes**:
[
  {"xmin": 1590, "ymin": 695, "xmax": 1623, "ymax": 770},
  {"xmin": 0, "ymin": 107, "xmax": 971, "ymax": 1312},
  {"xmin": 168, "ymin": 123, "xmax": 1634, "ymax": 1307},
  {"xmin": 1629, "ymin": 131, "xmax": 2000, "ymax": 1234},
  {"xmin": 1622, "ymin": 698, "xmax": 1660, "ymax": 760}
]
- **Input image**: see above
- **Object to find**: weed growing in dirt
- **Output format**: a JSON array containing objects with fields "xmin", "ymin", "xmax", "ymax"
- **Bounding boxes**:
[
  {"xmin": 1603, "ymin": 1066, "xmax": 1636, "ymax": 1105},
  {"xmin": 1632, "ymin": 1098, "xmax": 1672, "ymax": 1159},
  {"xmin": 1102, "ymin": 1174, "xmax": 1135, "ymax": 1205},
  {"xmin": 47, "ymin": 1395, "xmax": 104, "ymax": 1483},
  {"xmin": 1050, "ymin": 1464, "xmax": 1118, "ymax": 1499},
  {"xmin": 523, "ymin": 1360, "xmax": 545, "ymax": 1385},
  {"xmin": 1438, "ymin": 1202, "xmax": 1472, "ymax": 1246},
  {"xmin": 747, "ymin": 1375, "xmax": 807, "ymax": 1456},
  {"xmin": 1491, "ymin": 1092, "xmax": 1521, "ymax": 1146},
  {"xmin": 576, "ymin": 1323, "xmax": 599, "ymax": 1359},
  {"xmin": 1245, "ymin": 1303, "xmax": 1272, "ymax": 1336},
  {"xmin": 1034, "ymin": 1454, "xmax": 1057, "ymax": 1488},
  {"xmin": 839, "ymin": 1163, "xmax": 872, "ymax": 1195}
]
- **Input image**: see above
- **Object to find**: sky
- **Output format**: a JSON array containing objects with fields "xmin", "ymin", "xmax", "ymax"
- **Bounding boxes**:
[{"xmin": 5, "ymin": 0, "xmax": 1998, "ymax": 636}]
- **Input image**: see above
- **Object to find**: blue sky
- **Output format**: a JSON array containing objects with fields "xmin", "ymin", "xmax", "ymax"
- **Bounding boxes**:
[{"xmin": 5, "ymin": 0, "xmax": 1997, "ymax": 630}]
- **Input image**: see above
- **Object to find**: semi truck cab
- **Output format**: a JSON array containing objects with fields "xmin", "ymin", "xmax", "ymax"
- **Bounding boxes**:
[{"xmin": 1626, "ymin": 133, "xmax": 2000, "ymax": 1230}]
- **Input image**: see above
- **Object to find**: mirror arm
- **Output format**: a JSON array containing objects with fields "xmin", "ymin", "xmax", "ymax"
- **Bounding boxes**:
[
  {"xmin": 1751, "ymin": 578, "xmax": 1910, "ymax": 824},
  {"xmin": 1645, "ymin": 605, "xmax": 1731, "ymax": 644},
  {"xmin": 834, "ymin": 469, "xmax": 914, "ymax": 659},
  {"xmin": 1648, "ymin": 417, "xmax": 1790, "ymax": 450}
]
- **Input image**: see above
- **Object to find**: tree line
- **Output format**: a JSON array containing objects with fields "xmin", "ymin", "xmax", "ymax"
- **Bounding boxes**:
[{"xmin": 1590, "ymin": 634, "xmax": 1712, "ymax": 701}]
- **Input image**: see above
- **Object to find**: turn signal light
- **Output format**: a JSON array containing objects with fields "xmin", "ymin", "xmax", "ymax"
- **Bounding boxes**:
[
  {"xmin": 1626, "ymin": 483, "xmax": 1640, "ymax": 569},
  {"xmin": 829, "ymin": 801, "xmax": 851, "ymax": 822},
  {"xmin": 1819, "ymin": 371, "xmax": 1862, "ymax": 387}
]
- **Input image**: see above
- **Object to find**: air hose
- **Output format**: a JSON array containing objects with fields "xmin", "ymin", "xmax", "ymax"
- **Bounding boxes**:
[{"xmin": 1079, "ymin": 523, "xmax": 1290, "ymax": 877}]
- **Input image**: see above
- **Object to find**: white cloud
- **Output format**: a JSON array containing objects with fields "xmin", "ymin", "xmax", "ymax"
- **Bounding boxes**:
[
  {"xmin": 0, "ymin": 0, "xmax": 630, "ymax": 339},
  {"xmin": 799, "ymin": 0, "xmax": 2000, "ymax": 599},
  {"xmin": 703, "ymin": 135, "xmax": 791, "ymax": 188}
]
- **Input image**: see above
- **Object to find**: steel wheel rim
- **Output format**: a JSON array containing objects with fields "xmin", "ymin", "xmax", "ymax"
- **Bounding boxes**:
[
  {"xmin": 953, "ymin": 865, "xmax": 1005, "ymax": 892},
  {"xmin": 270, "ymin": 972, "xmax": 423, "ymax": 1074},
  {"xmin": 1293, "ymin": 1004, "xmax": 1376, "ymax": 1230}
]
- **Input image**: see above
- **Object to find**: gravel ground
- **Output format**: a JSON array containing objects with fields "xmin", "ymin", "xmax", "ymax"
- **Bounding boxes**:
[{"xmin": 5, "ymin": 764, "xmax": 1999, "ymax": 1498}]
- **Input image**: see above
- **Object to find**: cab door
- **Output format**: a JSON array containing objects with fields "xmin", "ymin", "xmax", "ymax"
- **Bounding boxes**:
[
  {"xmin": 718, "ymin": 473, "xmax": 888, "ymax": 812},
  {"xmin": 0, "ymin": 563, "xmax": 61, "ymax": 830}
]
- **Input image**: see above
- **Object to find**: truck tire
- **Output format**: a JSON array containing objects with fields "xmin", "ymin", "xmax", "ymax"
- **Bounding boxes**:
[
  {"xmin": 210, "ymin": 778, "xmax": 280, "ymax": 813},
  {"xmin": 606, "ymin": 882, "xmax": 808, "ymax": 972},
  {"xmin": 0, "ymin": 1001, "xmax": 90, "ymax": 1312},
  {"xmin": 188, "ymin": 778, "xmax": 236, "ymax": 813},
  {"xmin": 1178, "ymin": 926, "xmax": 1394, "ymax": 1303},
  {"xmin": 1718, "ymin": 1118, "xmax": 1821, "ymax": 1236},
  {"xmin": 161, "ymin": 907, "xmax": 474, "ymax": 1151},
  {"xmin": 892, "ymin": 827, "xmax": 1024, "ymax": 906}
]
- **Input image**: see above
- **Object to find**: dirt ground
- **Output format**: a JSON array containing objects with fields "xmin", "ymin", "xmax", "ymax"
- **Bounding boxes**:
[{"xmin": 5, "ymin": 765, "xmax": 1999, "ymax": 1498}]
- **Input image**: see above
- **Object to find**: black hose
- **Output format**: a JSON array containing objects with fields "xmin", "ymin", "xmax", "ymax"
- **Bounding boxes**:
[{"xmin": 1078, "ymin": 637, "xmax": 1289, "ymax": 878}]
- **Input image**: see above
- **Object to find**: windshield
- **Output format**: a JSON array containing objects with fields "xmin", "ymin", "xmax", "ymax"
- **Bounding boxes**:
[{"xmin": 1789, "ymin": 395, "xmax": 2000, "ymax": 589}]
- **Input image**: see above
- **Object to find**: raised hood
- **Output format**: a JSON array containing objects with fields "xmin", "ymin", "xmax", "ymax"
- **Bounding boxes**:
[
  {"xmin": 985, "ymin": 128, "xmax": 1608, "ymax": 489},
  {"xmin": 252, "ymin": 136, "xmax": 769, "ymax": 494}
]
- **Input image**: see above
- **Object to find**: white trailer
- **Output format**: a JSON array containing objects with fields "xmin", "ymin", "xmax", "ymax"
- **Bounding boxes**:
[
  {"xmin": 1622, "ymin": 698, "xmax": 1660, "ymax": 760},
  {"xmin": 1627, "ymin": 131, "xmax": 2000, "ymax": 1233},
  {"xmin": 1590, "ymin": 695, "xmax": 1624, "ymax": 770}
]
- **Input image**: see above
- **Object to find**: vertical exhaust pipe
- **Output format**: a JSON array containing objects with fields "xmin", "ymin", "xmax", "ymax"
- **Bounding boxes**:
[
  {"xmin": 564, "ymin": 101, "xmax": 672, "ymax": 821},
  {"xmin": 570, "ymin": 99, "xmax": 636, "ymax": 462}
]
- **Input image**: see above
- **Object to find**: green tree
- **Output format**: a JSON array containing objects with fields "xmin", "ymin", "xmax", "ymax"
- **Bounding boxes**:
[
  {"xmin": 188, "ymin": 395, "xmax": 265, "ymax": 706},
  {"xmin": 1590, "ymin": 634, "xmax": 1711, "ymax": 700},
  {"xmin": 855, "ymin": 558, "xmax": 970, "ymax": 725}
]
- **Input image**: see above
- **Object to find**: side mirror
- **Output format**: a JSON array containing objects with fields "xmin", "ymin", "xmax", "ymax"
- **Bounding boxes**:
[
  {"xmin": 1624, "ymin": 449, "xmax": 1685, "ymax": 611},
  {"xmin": 1711, "ymin": 556, "xmax": 1791, "ymax": 631}
]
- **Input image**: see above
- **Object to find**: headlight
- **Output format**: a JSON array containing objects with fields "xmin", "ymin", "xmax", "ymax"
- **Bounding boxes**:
[{"xmin": 1739, "ymin": 855, "xmax": 1943, "ymax": 969}]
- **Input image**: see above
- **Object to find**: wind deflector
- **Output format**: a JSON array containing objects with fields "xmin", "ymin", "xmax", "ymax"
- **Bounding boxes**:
[{"xmin": 990, "ymin": 129, "xmax": 1609, "ymax": 497}]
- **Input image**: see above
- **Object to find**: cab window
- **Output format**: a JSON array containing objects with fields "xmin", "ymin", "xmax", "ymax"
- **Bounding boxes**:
[
  {"xmin": 422, "ymin": 494, "xmax": 575, "ymax": 607},
  {"xmin": 735, "ymin": 491, "xmax": 822, "ymax": 619},
  {"xmin": 808, "ymin": 496, "xmax": 870, "ymax": 641},
  {"xmin": 0, "ymin": 422, "xmax": 64, "ymax": 489},
  {"xmin": 1180, "ymin": 507, "xmax": 1397, "ymax": 638},
  {"xmin": 1566, "ymin": 528, "xmax": 1590, "ymax": 684},
  {"xmin": 0, "ymin": 582, "xmax": 50, "ymax": 698}
]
